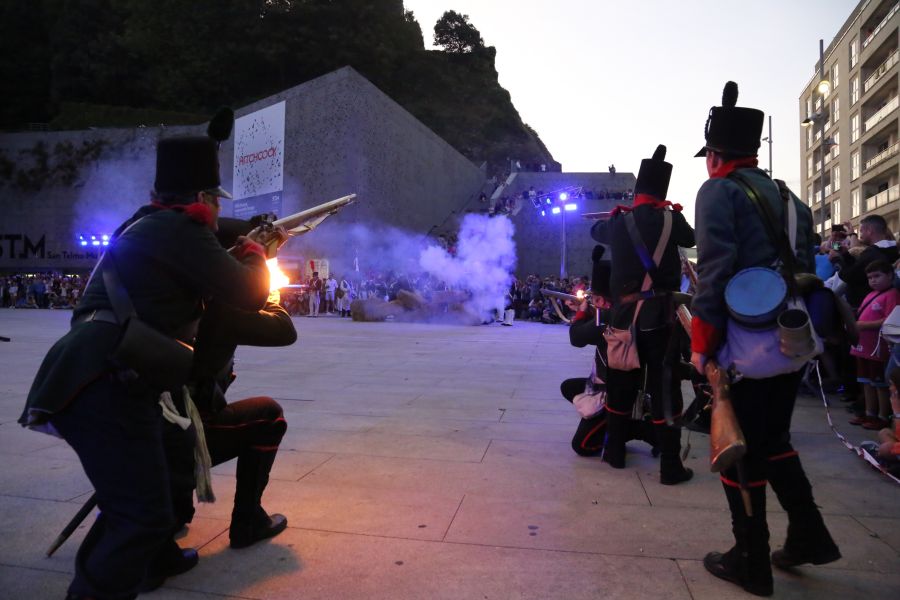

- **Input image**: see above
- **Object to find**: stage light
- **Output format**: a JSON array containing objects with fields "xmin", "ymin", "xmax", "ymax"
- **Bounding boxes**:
[
  {"xmin": 551, "ymin": 206, "xmax": 561, "ymax": 215},
  {"xmin": 92, "ymin": 240, "xmax": 100, "ymax": 246},
  {"xmin": 559, "ymin": 192, "xmax": 568, "ymax": 201},
  {"xmin": 545, "ymin": 197, "xmax": 552, "ymax": 205},
  {"xmin": 80, "ymin": 240, "xmax": 88, "ymax": 247},
  {"xmin": 564, "ymin": 203, "xmax": 578, "ymax": 211},
  {"xmin": 101, "ymin": 235, "xmax": 109, "ymax": 241},
  {"xmin": 541, "ymin": 210, "xmax": 546, "ymax": 217}
]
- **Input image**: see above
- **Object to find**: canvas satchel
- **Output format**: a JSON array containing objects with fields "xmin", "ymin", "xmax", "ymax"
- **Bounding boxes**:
[{"xmin": 604, "ymin": 210, "xmax": 672, "ymax": 371}]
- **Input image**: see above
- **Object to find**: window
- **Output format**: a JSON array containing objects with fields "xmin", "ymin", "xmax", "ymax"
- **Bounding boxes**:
[
  {"xmin": 807, "ymin": 184, "xmax": 814, "ymax": 206},
  {"xmin": 833, "ymin": 199, "xmax": 841, "ymax": 223},
  {"xmin": 850, "ymin": 37, "xmax": 859, "ymax": 68},
  {"xmin": 851, "ymin": 76, "xmax": 859, "ymax": 105},
  {"xmin": 831, "ymin": 63, "xmax": 840, "ymax": 89},
  {"xmin": 832, "ymin": 97, "xmax": 840, "ymax": 121},
  {"xmin": 852, "ymin": 188, "xmax": 860, "ymax": 217},
  {"xmin": 833, "ymin": 165, "xmax": 841, "ymax": 192},
  {"xmin": 832, "ymin": 131, "xmax": 840, "ymax": 158},
  {"xmin": 851, "ymin": 150, "xmax": 860, "ymax": 180},
  {"xmin": 807, "ymin": 155, "xmax": 814, "ymax": 177},
  {"xmin": 851, "ymin": 113, "xmax": 860, "ymax": 142},
  {"xmin": 807, "ymin": 126, "xmax": 814, "ymax": 148}
]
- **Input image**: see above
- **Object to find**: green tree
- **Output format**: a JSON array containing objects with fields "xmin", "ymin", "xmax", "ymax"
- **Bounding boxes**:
[{"xmin": 433, "ymin": 10, "xmax": 483, "ymax": 54}]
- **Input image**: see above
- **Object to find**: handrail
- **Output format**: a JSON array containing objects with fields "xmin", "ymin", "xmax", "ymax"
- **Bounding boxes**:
[
  {"xmin": 864, "ymin": 49, "xmax": 899, "ymax": 92},
  {"xmin": 865, "ymin": 142, "xmax": 900, "ymax": 171},
  {"xmin": 863, "ymin": 2, "xmax": 899, "ymax": 48},
  {"xmin": 864, "ymin": 96, "xmax": 899, "ymax": 133},
  {"xmin": 865, "ymin": 184, "xmax": 900, "ymax": 212}
]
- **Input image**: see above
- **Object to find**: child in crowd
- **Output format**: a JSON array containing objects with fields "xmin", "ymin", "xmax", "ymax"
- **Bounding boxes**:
[{"xmin": 850, "ymin": 260, "xmax": 900, "ymax": 430}]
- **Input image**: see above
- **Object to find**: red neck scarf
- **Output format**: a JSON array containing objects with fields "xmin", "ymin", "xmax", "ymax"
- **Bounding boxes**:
[
  {"xmin": 610, "ymin": 194, "xmax": 683, "ymax": 217},
  {"xmin": 150, "ymin": 200, "xmax": 215, "ymax": 227},
  {"xmin": 709, "ymin": 156, "xmax": 759, "ymax": 179}
]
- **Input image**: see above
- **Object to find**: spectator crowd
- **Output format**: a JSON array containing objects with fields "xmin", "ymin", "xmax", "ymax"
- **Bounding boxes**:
[{"xmin": 0, "ymin": 273, "xmax": 87, "ymax": 309}]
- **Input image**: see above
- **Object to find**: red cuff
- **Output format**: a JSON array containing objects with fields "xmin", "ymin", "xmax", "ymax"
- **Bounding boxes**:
[
  {"xmin": 573, "ymin": 310, "xmax": 589, "ymax": 322},
  {"xmin": 235, "ymin": 240, "xmax": 266, "ymax": 261},
  {"xmin": 691, "ymin": 315, "xmax": 722, "ymax": 355}
]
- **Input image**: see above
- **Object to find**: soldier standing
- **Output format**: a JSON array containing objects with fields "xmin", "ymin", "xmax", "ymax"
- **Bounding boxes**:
[
  {"xmin": 690, "ymin": 82, "xmax": 840, "ymax": 597},
  {"xmin": 592, "ymin": 144, "xmax": 695, "ymax": 484}
]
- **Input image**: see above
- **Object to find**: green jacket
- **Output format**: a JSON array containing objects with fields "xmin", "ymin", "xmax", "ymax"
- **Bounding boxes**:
[{"xmin": 20, "ymin": 206, "xmax": 269, "ymax": 428}]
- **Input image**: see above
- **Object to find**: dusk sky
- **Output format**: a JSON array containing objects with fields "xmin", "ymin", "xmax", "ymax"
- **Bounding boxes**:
[{"xmin": 404, "ymin": 0, "xmax": 858, "ymax": 222}]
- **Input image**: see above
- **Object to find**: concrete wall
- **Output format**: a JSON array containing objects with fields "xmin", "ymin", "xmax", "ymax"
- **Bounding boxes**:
[
  {"xmin": 0, "ymin": 67, "xmax": 485, "ymax": 273},
  {"xmin": 494, "ymin": 171, "xmax": 637, "ymax": 277}
]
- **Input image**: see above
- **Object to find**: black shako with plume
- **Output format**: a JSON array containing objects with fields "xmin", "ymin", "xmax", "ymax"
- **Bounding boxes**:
[
  {"xmin": 695, "ymin": 81, "xmax": 764, "ymax": 157},
  {"xmin": 634, "ymin": 144, "xmax": 672, "ymax": 200},
  {"xmin": 154, "ymin": 107, "xmax": 235, "ymax": 199}
]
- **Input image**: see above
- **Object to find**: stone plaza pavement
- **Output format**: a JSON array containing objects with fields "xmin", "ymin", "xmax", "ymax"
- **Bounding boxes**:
[{"xmin": 0, "ymin": 310, "xmax": 898, "ymax": 600}]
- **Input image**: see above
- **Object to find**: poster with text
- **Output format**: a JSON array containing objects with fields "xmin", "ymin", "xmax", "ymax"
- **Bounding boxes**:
[{"xmin": 232, "ymin": 101, "xmax": 285, "ymax": 219}]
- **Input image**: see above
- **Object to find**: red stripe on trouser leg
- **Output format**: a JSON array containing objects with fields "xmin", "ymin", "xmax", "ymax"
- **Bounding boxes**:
[
  {"xmin": 767, "ymin": 451, "xmax": 799, "ymax": 462},
  {"xmin": 580, "ymin": 420, "xmax": 607, "ymax": 449},
  {"xmin": 606, "ymin": 405, "xmax": 631, "ymax": 416},
  {"xmin": 720, "ymin": 475, "xmax": 768, "ymax": 488},
  {"xmin": 250, "ymin": 445, "xmax": 280, "ymax": 452}
]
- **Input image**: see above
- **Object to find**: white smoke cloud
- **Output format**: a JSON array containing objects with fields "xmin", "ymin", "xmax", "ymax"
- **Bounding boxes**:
[{"xmin": 418, "ymin": 214, "xmax": 516, "ymax": 319}]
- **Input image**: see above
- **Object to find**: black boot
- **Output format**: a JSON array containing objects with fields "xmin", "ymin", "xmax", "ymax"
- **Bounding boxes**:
[
  {"xmin": 657, "ymin": 424, "xmax": 693, "ymax": 485},
  {"xmin": 705, "ymin": 482, "xmax": 772, "ymax": 597},
  {"xmin": 138, "ymin": 537, "xmax": 199, "ymax": 592},
  {"xmin": 602, "ymin": 412, "xmax": 627, "ymax": 468},
  {"xmin": 767, "ymin": 454, "xmax": 841, "ymax": 568},
  {"xmin": 230, "ymin": 449, "xmax": 289, "ymax": 549},
  {"xmin": 571, "ymin": 412, "xmax": 606, "ymax": 456}
]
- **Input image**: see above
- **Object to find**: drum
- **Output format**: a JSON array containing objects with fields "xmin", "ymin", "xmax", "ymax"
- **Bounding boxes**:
[{"xmin": 725, "ymin": 267, "xmax": 786, "ymax": 327}]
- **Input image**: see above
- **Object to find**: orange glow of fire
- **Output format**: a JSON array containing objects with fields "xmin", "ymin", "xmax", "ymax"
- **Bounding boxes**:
[
  {"xmin": 267, "ymin": 258, "xmax": 290, "ymax": 292},
  {"xmin": 576, "ymin": 289, "xmax": 585, "ymax": 300}
]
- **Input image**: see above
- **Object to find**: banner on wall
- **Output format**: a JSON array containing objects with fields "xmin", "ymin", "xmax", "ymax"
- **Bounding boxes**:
[{"xmin": 232, "ymin": 101, "xmax": 285, "ymax": 219}]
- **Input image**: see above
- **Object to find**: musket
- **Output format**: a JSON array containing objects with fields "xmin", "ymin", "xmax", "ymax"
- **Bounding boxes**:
[
  {"xmin": 581, "ymin": 211, "xmax": 612, "ymax": 220},
  {"xmin": 540, "ymin": 288, "xmax": 587, "ymax": 325},
  {"xmin": 705, "ymin": 360, "xmax": 752, "ymax": 516},
  {"xmin": 255, "ymin": 194, "xmax": 358, "ymax": 258}
]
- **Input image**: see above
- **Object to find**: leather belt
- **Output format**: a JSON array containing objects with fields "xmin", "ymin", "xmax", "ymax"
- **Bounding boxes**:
[
  {"xmin": 618, "ymin": 290, "xmax": 670, "ymax": 305},
  {"xmin": 72, "ymin": 309, "xmax": 120, "ymax": 326}
]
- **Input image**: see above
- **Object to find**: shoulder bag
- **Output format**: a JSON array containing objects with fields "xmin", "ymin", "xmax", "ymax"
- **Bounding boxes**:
[{"xmin": 603, "ymin": 210, "xmax": 672, "ymax": 371}]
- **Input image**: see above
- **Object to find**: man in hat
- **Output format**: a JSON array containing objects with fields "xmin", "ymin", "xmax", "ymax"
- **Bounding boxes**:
[
  {"xmin": 562, "ymin": 246, "xmax": 658, "ymax": 457},
  {"xmin": 20, "ymin": 112, "xmax": 271, "ymax": 599},
  {"xmin": 690, "ymin": 82, "xmax": 840, "ymax": 596},
  {"xmin": 591, "ymin": 144, "xmax": 695, "ymax": 485}
]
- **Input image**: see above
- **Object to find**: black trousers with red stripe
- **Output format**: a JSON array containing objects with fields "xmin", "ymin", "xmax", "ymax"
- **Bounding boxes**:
[
  {"xmin": 561, "ymin": 378, "xmax": 656, "ymax": 456},
  {"xmin": 720, "ymin": 370, "xmax": 836, "ymax": 561},
  {"xmin": 166, "ymin": 396, "xmax": 287, "ymax": 527}
]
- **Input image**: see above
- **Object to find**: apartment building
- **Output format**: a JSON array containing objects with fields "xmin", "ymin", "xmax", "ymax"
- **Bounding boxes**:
[{"xmin": 800, "ymin": 0, "xmax": 899, "ymax": 234}]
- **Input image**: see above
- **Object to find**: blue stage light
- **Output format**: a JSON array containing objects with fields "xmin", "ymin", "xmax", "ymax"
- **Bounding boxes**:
[
  {"xmin": 541, "ymin": 210, "xmax": 546, "ymax": 217},
  {"xmin": 551, "ymin": 206, "xmax": 561, "ymax": 215},
  {"xmin": 101, "ymin": 235, "xmax": 109, "ymax": 241},
  {"xmin": 559, "ymin": 192, "xmax": 568, "ymax": 201},
  {"xmin": 80, "ymin": 241, "xmax": 88, "ymax": 247},
  {"xmin": 565, "ymin": 203, "xmax": 578, "ymax": 211}
]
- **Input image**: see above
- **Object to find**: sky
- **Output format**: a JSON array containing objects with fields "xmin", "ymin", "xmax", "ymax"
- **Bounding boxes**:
[{"xmin": 403, "ymin": 0, "xmax": 858, "ymax": 223}]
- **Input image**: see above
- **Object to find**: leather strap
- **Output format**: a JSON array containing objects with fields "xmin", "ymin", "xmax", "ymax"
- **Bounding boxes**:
[
  {"xmin": 623, "ymin": 210, "xmax": 673, "ymax": 324},
  {"xmin": 728, "ymin": 172, "xmax": 800, "ymax": 298}
]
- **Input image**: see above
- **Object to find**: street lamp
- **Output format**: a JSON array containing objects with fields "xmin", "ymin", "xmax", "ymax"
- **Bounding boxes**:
[{"xmin": 804, "ymin": 39, "xmax": 832, "ymax": 234}]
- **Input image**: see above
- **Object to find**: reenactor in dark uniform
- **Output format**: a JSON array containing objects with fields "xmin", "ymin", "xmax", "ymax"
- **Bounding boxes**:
[
  {"xmin": 690, "ymin": 82, "xmax": 840, "ymax": 596},
  {"xmin": 563, "ymin": 246, "xmax": 658, "ymax": 456},
  {"xmin": 165, "ymin": 220, "xmax": 297, "ymax": 550},
  {"xmin": 19, "ymin": 127, "xmax": 270, "ymax": 600},
  {"xmin": 592, "ymin": 145, "xmax": 695, "ymax": 484}
]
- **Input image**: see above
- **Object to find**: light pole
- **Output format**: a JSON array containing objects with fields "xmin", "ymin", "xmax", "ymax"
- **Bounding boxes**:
[
  {"xmin": 762, "ymin": 115, "xmax": 773, "ymax": 177},
  {"xmin": 802, "ymin": 39, "xmax": 832, "ymax": 234}
]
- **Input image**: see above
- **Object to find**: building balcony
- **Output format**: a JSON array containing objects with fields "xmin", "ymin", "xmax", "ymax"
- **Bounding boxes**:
[
  {"xmin": 864, "ymin": 49, "xmax": 899, "ymax": 93},
  {"xmin": 865, "ymin": 141, "xmax": 900, "ymax": 171},
  {"xmin": 865, "ymin": 184, "xmax": 900, "ymax": 212},
  {"xmin": 863, "ymin": 2, "xmax": 899, "ymax": 49},
  {"xmin": 864, "ymin": 95, "xmax": 899, "ymax": 133}
]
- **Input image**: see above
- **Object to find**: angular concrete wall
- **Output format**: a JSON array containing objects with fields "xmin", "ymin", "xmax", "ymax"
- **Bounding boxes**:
[{"xmin": 0, "ymin": 67, "xmax": 485, "ymax": 274}]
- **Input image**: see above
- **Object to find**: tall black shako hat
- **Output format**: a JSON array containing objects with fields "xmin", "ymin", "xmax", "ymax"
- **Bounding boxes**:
[
  {"xmin": 154, "ymin": 107, "xmax": 235, "ymax": 199},
  {"xmin": 590, "ymin": 245, "xmax": 611, "ymax": 296},
  {"xmin": 695, "ymin": 81, "xmax": 764, "ymax": 157},
  {"xmin": 634, "ymin": 144, "xmax": 671, "ymax": 199}
]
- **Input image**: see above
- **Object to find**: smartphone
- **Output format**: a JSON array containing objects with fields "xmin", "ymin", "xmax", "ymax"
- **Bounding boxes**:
[{"xmin": 831, "ymin": 242, "xmax": 842, "ymax": 250}]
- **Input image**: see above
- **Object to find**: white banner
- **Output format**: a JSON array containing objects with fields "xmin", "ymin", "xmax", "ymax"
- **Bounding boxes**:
[{"xmin": 232, "ymin": 101, "xmax": 285, "ymax": 202}]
